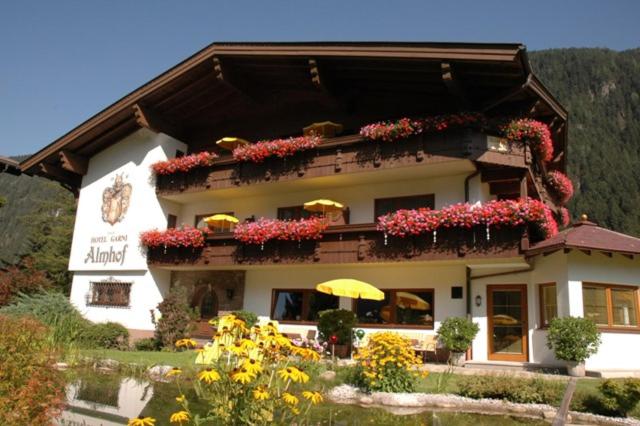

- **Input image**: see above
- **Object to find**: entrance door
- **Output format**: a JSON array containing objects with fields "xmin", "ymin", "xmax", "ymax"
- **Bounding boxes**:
[
  {"xmin": 192, "ymin": 286, "xmax": 218, "ymax": 337},
  {"xmin": 487, "ymin": 285, "xmax": 528, "ymax": 362}
]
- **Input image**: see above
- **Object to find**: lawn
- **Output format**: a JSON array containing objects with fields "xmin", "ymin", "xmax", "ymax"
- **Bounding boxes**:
[{"xmin": 79, "ymin": 349, "xmax": 198, "ymax": 370}]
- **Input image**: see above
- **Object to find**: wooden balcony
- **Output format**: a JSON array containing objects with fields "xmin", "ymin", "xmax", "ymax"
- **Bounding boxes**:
[
  {"xmin": 155, "ymin": 130, "xmax": 528, "ymax": 198},
  {"xmin": 147, "ymin": 224, "xmax": 526, "ymax": 268}
]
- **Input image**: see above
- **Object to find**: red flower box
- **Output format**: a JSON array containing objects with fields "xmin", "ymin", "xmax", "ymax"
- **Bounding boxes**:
[
  {"xmin": 360, "ymin": 113, "xmax": 485, "ymax": 142},
  {"xmin": 140, "ymin": 226, "xmax": 209, "ymax": 249},
  {"xmin": 547, "ymin": 171, "xmax": 574, "ymax": 204},
  {"xmin": 151, "ymin": 152, "xmax": 218, "ymax": 176},
  {"xmin": 232, "ymin": 136, "xmax": 321, "ymax": 163},
  {"xmin": 233, "ymin": 217, "xmax": 328, "ymax": 245},
  {"xmin": 502, "ymin": 119, "xmax": 554, "ymax": 163}
]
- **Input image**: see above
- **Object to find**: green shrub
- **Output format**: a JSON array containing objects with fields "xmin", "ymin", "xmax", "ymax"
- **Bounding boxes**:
[
  {"xmin": 317, "ymin": 308, "xmax": 357, "ymax": 345},
  {"xmin": 574, "ymin": 379, "xmax": 640, "ymax": 417},
  {"xmin": 134, "ymin": 337, "xmax": 161, "ymax": 351},
  {"xmin": 232, "ymin": 310, "xmax": 258, "ymax": 328},
  {"xmin": 456, "ymin": 375, "xmax": 564, "ymax": 405},
  {"xmin": 436, "ymin": 317, "xmax": 479, "ymax": 353},
  {"xmin": 546, "ymin": 316, "xmax": 601, "ymax": 363},
  {"xmin": 153, "ymin": 286, "xmax": 197, "ymax": 349},
  {"xmin": 81, "ymin": 322, "xmax": 129, "ymax": 349},
  {"xmin": 0, "ymin": 315, "xmax": 65, "ymax": 424},
  {"xmin": 0, "ymin": 291, "xmax": 89, "ymax": 348}
]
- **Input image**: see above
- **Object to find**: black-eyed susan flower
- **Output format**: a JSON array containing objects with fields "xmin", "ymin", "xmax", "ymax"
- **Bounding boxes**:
[
  {"xmin": 165, "ymin": 367, "xmax": 182, "ymax": 378},
  {"xmin": 252, "ymin": 386, "xmax": 269, "ymax": 401},
  {"xmin": 175, "ymin": 338, "xmax": 197, "ymax": 349},
  {"xmin": 242, "ymin": 358, "xmax": 263, "ymax": 375},
  {"xmin": 175, "ymin": 394, "xmax": 186, "ymax": 403},
  {"xmin": 198, "ymin": 368, "xmax": 221, "ymax": 384},
  {"xmin": 231, "ymin": 368, "xmax": 254, "ymax": 384},
  {"xmin": 169, "ymin": 411, "xmax": 190, "ymax": 424},
  {"xmin": 282, "ymin": 392, "xmax": 299, "ymax": 405},
  {"xmin": 128, "ymin": 416, "xmax": 156, "ymax": 426},
  {"xmin": 277, "ymin": 367, "xmax": 297, "ymax": 382},
  {"xmin": 302, "ymin": 391, "xmax": 323, "ymax": 405}
]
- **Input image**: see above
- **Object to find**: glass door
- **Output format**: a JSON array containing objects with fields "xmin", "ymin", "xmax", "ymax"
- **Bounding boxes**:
[{"xmin": 487, "ymin": 285, "xmax": 528, "ymax": 361}]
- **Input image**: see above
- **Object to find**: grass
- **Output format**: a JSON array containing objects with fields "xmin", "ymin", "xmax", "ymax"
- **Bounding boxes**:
[{"xmin": 78, "ymin": 349, "xmax": 198, "ymax": 370}]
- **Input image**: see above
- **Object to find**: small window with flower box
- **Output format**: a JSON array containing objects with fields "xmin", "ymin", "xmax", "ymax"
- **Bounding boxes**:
[
  {"xmin": 88, "ymin": 280, "xmax": 132, "ymax": 307},
  {"xmin": 271, "ymin": 289, "xmax": 339, "ymax": 323},
  {"xmin": 539, "ymin": 283, "xmax": 557, "ymax": 328},
  {"xmin": 582, "ymin": 283, "xmax": 640, "ymax": 330},
  {"xmin": 353, "ymin": 289, "xmax": 434, "ymax": 329}
]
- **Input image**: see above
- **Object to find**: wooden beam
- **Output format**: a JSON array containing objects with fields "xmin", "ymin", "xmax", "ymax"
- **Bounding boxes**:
[
  {"xmin": 309, "ymin": 58, "xmax": 322, "ymax": 88},
  {"xmin": 39, "ymin": 163, "xmax": 82, "ymax": 188},
  {"xmin": 580, "ymin": 249, "xmax": 592, "ymax": 256},
  {"xmin": 210, "ymin": 56, "xmax": 255, "ymax": 106},
  {"xmin": 441, "ymin": 62, "xmax": 471, "ymax": 109},
  {"xmin": 213, "ymin": 56, "xmax": 224, "ymax": 81},
  {"xmin": 601, "ymin": 251, "xmax": 613, "ymax": 258},
  {"xmin": 520, "ymin": 174, "xmax": 528, "ymax": 199},
  {"xmin": 481, "ymin": 168, "xmax": 525, "ymax": 183},
  {"xmin": 489, "ymin": 181, "xmax": 520, "ymax": 195},
  {"xmin": 621, "ymin": 254, "xmax": 635, "ymax": 260},
  {"xmin": 59, "ymin": 150, "xmax": 88, "ymax": 175},
  {"xmin": 132, "ymin": 103, "xmax": 186, "ymax": 142}
]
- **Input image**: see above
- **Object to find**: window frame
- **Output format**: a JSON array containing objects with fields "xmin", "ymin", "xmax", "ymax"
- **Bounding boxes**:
[
  {"xmin": 88, "ymin": 280, "xmax": 132, "ymax": 308},
  {"xmin": 270, "ymin": 288, "xmax": 339, "ymax": 325},
  {"xmin": 582, "ymin": 282, "xmax": 640, "ymax": 333},
  {"xmin": 351, "ymin": 288, "xmax": 435, "ymax": 330},
  {"xmin": 538, "ymin": 282, "xmax": 557, "ymax": 329},
  {"xmin": 374, "ymin": 194, "xmax": 435, "ymax": 219}
]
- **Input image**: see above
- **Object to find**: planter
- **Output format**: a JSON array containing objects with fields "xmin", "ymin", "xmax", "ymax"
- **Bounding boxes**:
[
  {"xmin": 566, "ymin": 361, "xmax": 586, "ymax": 377},
  {"xmin": 331, "ymin": 344, "xmax": 351, "ymax": 359},
  {"xmin": 450, "ymin": 351, "xmax": 467, "ymax": 366}
]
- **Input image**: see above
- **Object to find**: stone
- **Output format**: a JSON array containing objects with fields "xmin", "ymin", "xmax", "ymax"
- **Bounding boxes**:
[
  {"xmin": 319, "ymin": 370, "xmax": 337, "ymax": 381},
  {"xmin": 97, "ymin": 358, "xmax": 120, "ymax": 369},
  {"xmin": 54, "ymin": 362, "xmax": 69, "ymax": 370},
  {"xmin": 358, "ymin": 395, "xmax": 373, "ymax": 405},
  {"xmin": 542, "ymin": 410, "xmax": 557, "ymax": 419},
  {"xmin": 147, "ymin": 365, "xmax": 175, "ymax": 382}
]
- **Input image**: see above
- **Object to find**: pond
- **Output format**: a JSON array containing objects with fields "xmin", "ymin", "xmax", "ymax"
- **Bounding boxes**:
[{"xmin": 54, "ymin": 370, "xmax": 548, "ymax": 426}]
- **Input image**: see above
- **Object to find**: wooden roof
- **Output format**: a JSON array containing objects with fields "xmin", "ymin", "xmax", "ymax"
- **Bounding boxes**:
[
  {"xmin": 18, "ymin": 41, "xmax": 568, "ymax": 187},
  {"xmin": 0, "ymin": 156, "xmax": 21, "ymax": 176}
]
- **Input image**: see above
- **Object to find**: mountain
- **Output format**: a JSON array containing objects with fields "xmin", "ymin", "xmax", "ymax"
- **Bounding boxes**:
[{"xmin": 0, "ymin": 47, "xmax": 639, "ymax": 273}]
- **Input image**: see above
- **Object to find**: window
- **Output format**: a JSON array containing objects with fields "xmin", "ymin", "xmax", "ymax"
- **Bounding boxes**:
[
  {"xmin": 194, "ymin": 211, "xmax": 234, "ymax": 232},
  {"xmin": 583, "ymin": 283, "xmax": 639, "ymax": 329},
  {"xmin": 271, "ymin": 289, "xmax": 339, "ymax": 322},
  {"xmin": 167, "ymin": 214, "xmax": 177, "ymax": 229},
  {"xmin": 539, "ymin": 283, "xmax": 557, "ymax": 328},
  {"xmin": 353, "ymin": 289, "xmax": 434, "ymax": 328},
  {"xmin": 374, "ymin": 194, "xmax": 435, "ymax": 219},
  {"xmin": 88, "ymin": 281, "xmax": 132, "ymax": 307},
  {"xmin": 277, "ymin": 206, "xmax": 316, "ymax": 221}
]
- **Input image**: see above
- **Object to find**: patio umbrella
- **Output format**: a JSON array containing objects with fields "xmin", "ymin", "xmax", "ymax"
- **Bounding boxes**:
[
  {"xmin": 203, "ymin": 214, "xmax": 239, "ymax": 232},
  {"xmin": 216, "ymin": 137, "xmax": 250, "ymax": 151},
  {"xmin": 303, "ymin": 199, "xmax": 344, "ymax": 218},
  {"xmin": 316, "ymin": 278, "xmax": 384, "ymax": 301},
  {"xmin": 396, "ymin": 292, "xmax": 430, "ymax": 310}
]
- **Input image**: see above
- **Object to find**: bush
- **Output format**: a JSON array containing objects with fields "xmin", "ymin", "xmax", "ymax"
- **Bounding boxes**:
[
  {"xmin": 0, "ymin": 257, "xmax": 52, "ymax": 306},
  {"xmin": 436, "ymin": 317, "xmax": 479, "ymax": 353},
  {"xmin": 153, "ymin": 286, "xmax": 197, "ymax": 349},
  {"xmin": 0, "ymin": 315, "xmax": 65, "ymax": 424},
  {"xmin": 232, "ymin": 310, "xmax": 258, "ymax": 328},
  {"xmin": 81, "ymin": 322, "xmax": 129, "ymax": 349},
  {"xmin": 546, "ymin": 316, "xmax": 601, "ymax": 363},
  {"xmin": 317, "ymin": 308, "xmax": 357, "ymax": 345},
  {"xmin": 457, "ymin": 375, "xmax": 564, "ymax": 405},
  {"xmin": 574, "ymin": 379, "xmax": 640, "ymax": 417},
  {"xmin": 353, "ymin": 332, "xmax": 426, "ymax": 393},
  {"xmin": 134, "ymin": 337, "xmax": 161, "ymax": 351},
  {"xmin": 0, "ymin": 291, "xmax": 89, "ymax": 348}
]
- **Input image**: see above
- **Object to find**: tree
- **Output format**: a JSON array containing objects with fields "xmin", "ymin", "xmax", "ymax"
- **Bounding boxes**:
[{"xmin": 0, "ymin": 257, "xmax": 52, "ymax": 306}]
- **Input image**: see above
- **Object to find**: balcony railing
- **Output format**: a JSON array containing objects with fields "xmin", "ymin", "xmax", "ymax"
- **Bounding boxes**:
[
  {"xmin": 155, "ymin": 131, "xmax": 527, "ymax": 196},
  {"xmin": 146, "ymin": 223, "xmax": 526, "ymax": 267}
]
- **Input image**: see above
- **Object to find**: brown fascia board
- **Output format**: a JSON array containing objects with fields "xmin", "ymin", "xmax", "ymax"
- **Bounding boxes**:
[
  {"xmin": 19, "ymin": 41, "xmax": 525, "ymax": 172},
  {"xmin": 527, "ymin": 244, "xmax": 640, "ymax": 258}
]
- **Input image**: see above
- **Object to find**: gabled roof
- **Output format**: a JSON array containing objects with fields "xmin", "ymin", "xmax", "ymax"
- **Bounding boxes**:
[
  {"xmin": 0, "ymin": 156, "xmax": 21, "ymax": 176},
  {"xmin": 527, "ymin": 217, "xmax": 640, "ymax": 257}
]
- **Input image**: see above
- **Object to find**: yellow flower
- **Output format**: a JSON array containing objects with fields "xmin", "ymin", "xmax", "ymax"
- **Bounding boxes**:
[
  {"xmin": 175, "ymin": 338, "xmax": 197, "ymax": 349},
  {"xmin": 302, "ymin": 391, "xmax": 323, "ymax": 404},
  {"xmin": 169, "ymin": 411, "xmax": 190, "ymax": 424},
  {"xmin": 242, "ymin": 358, "xmax": 263, "ymax": 375},
  {"xmin": 165, "ymin": 367, "xmax": 182, "ymax": 378},
  {"xmin": 198, "ymin": 368, "xmax": 221, "ymax": 384},
  {"xmin": 228, "ymin": 341, "xmax": 247, "ymax": 356},
  {"xmin": 290, "ymin": 406, "xmax": 301, "ymax": 415},
  {"xmin": 231, "ymin": 368, "xmax": 254, "ymax": 384},
  {"xmin": 253, "ymin": 386, "xmax": 269, "ymax": 400},
  {"xmin": 175, "ymin": 394, "xmax": 186, "ymax": 403},
  {"xmin": 282, "ymin": 392, "xmax": 299, "ymax": 405},
  {"xmin": 278, "ymin": 366, "xmax": 308, "ymax": 383},
  {"xmin": 128, "ymin": 416, "xmax": 156, "ymax": 426}
]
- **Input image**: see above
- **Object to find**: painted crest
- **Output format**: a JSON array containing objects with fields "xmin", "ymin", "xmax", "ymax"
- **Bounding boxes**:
[{"xmin": 101, "ymin": 174, "xmax": 132, "ymax": 225}]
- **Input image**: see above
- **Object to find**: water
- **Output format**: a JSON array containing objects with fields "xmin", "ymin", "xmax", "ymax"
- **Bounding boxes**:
[{"xmin": 56, "ymin": 370, "xmax": 547, "ymax": 426}]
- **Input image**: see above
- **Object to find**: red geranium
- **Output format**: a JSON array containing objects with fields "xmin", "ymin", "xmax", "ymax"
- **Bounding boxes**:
[
  {"xmin": 502, "ymin": 119, "xmax": 554, "ymax": 163},
  {"xmin": 232, "ymin": 136, "xmax": 321, "ymax": 163},
  {"xmin": 360, "ymin": 113, "xmax": 485, "ymax": 142},
  {"xmin": 140, "ymin": 226, "xmax": 209, "ymax": 248},
  {"xmin": 151, "ymin": 152, "xmax": 218, "ymax": 176},
  {"xmin": 233, "ymin": 217, "xmax": 328, "ymax": 245},
  {"xmin": 558, "ymin": 207, "xmax": 571, "ymax": 228},
  {"xmin": 546, "ymin": 171, "xmax": 574, "ymax": 204}
]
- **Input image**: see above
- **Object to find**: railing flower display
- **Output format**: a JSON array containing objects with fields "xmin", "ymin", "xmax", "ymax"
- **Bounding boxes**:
[
  {"xmin": 558, "ymin": 207, "xmax": 571, "ymax": 228},
  {"xmin": 359, "ymin": 113, "xmax": 485, "ymax": 142},
  {"xmin": 546, "ymin": 171, "xmax": 574, "ymax": 204},
  {"xmin": 140, "ymin": 226, "xmax": 209, "ymax": 249},
  {"xmin": 502, "ymin": 118, "xmax": 554, "ymax": 162},
  {"xmin": 376, "ymin": 198, "xmax": 558, "ymax": 240},
  {"xmin": 151, "ymin": 152, "xmax": 218, "ymax": 176},
  {"xmin": 232, "ymin": 135, "xmax": 321, "ymax": 163},
  {"xmin": 233, "ymin": 217, "xmax": 328, "ymax": 245}
]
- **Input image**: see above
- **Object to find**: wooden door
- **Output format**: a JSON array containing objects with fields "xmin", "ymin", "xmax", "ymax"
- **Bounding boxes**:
[
  {"xmin": 487, "ymin": 285, "xmax": 528, "ymax": 362},
  {"xmin": 192, "ymin": 286, "xmax": 218, "ymax": 337}
]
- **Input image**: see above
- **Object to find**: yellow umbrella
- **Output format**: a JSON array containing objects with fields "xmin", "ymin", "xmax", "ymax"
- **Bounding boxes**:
[
  {"xmin": 396, "ymin": 291, "xmax": 430, "ymax": 310},
  {"xmin": 204, "ymin": 214, "xmax": 239, "ymax": 232},
  {"xmin": 216, "ymin": 137, "xmax": 250, "ymax": 151},
  {"xmin": 303, "ymin": 199, "xmax": 344, "ymax": 219},
  {"xmin": 316, "ymin": 279, "xmax": 384, "ymax": 301}
]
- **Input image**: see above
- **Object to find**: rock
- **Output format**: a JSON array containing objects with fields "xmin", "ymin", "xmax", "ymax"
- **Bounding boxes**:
[
  {"xmin": 319, "ymin": 370, "xmax": 337, "ymax": 381},
  {"xmin": 54, "ymin": 362, "xmax": 69, "ymax": 370},
  {"xmin": 327, "ymin": 384, "xmax": 361, "ymax": 403},
  {"xmin": 97, "ymin": 358, "xmax": 120, "ymax": 369},
  {"xmin": 542, "ymin": 410, "xmax": 557, "ymax": 419},
  {"xmin": 147, "ymin": 365, "xmax": 174, "ymax": 382},
  {"xmin": 358, "ymin": 395, "xmax": 373, "ymax": 405}
]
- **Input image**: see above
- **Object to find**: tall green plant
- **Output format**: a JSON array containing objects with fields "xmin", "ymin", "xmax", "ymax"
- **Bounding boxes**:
[
  {"xmin": 546, "ymin": 316, "xmax": 601, "ymax": 363},
  {"xmin": 317, "ymin": 309, "xmax": 356, "ymax": 345},
  {"xmin": 153, "ymin": 286, "xmax": 197, "ymax": 348},
  {"xmin": 436, "ymin": 317, "xmax": 479, "ymax": 353}
]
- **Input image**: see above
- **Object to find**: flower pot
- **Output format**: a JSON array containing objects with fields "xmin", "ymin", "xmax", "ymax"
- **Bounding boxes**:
[
  {"xmin": 331, "ymin": 344, "xmax": 350, "ymax": 359},
  {"xmin": 566, "ymin": 361, "xmax": 586, "ymax": 377},
  {"xmin": 450, "ymin": 351, "xmax": 466, "ymax": 366}
]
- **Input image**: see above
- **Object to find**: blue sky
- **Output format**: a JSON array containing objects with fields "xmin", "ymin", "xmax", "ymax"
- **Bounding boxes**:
[{"xmin": 1, "ymin": 0, "xmax": 638, "ymax": 157}]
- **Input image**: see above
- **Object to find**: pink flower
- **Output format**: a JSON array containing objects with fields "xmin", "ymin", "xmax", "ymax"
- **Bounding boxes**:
[
  {"xmin": 233, "ymin": 217, "xmax": 328, "ymax": 245},
  {"xmin": 140, "ymin": 226, "xmax": 209, "ymax": 248},
  {"xmin": 547, "ymin": 171, "xmax": 574, "ymax": 204},
  {"xmin": 502, "ymin": 119, "xmax": 554, "ymax": 163},
  {"xmin": 232, "ymin": 136, "xmax": 321, "ymax": 163},
  {"xmin": 151, "ymin": 152, "xmax": 218, "ymax": 176}
]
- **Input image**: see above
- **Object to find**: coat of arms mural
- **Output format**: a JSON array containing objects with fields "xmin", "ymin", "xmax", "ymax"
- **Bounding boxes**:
[{"xmin": 101, "ymin": 174, "xmax": 132, "ymax": 225}]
